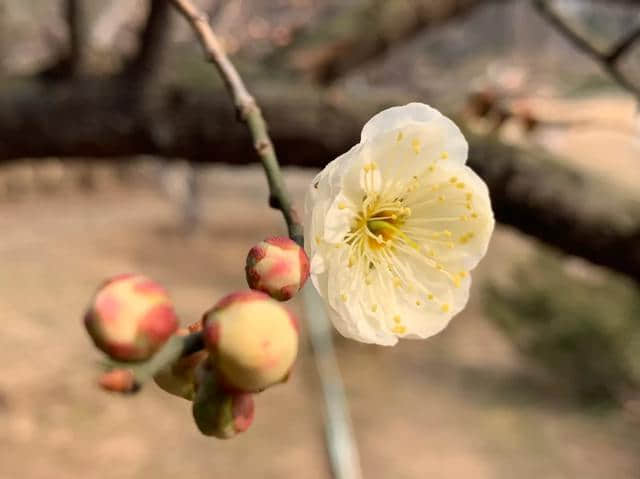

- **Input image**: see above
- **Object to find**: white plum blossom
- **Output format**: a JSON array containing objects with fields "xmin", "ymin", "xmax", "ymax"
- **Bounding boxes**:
[{"xmin": 304, "ymin": 103, "xmax": 494, "ymax": 346}]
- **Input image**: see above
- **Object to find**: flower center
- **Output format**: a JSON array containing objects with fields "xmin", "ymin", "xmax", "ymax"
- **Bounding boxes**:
[
  {"xmin": 367, "ymin": 218, "xmax": 418, "ymax": 250},
  {"xmin": 347, "ymin": 195, "xmax": 418, "ymax": 251}
]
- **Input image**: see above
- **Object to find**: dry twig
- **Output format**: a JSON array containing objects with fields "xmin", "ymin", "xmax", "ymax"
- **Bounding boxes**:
[
  {"xmin": 170, "ymin": 0, "xmax": 303, "ymax": 243},
  {"xmin": 533, "ymin": 0, "xmax": 640, "ymax": 98}
]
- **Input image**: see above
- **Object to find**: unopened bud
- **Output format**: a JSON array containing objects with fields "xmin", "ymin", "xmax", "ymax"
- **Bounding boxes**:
[
  {"xmin": 203, "ymin": 290, "xmax": 299, "ymax": 393},
  {"xmin": 154, "ymin": 323, "xmax": 208, "ymax": 400},
  {"xmin": 99, "ymin": 369, "xmax": 136, "ymax": 393},
  {"xmin": 245, "ymin": 237, "xmax": 309, "ymax": 301},
  {"xmin": 84, "ymin": 274, "xmax": 179, "ymax": 361},
  {"xmin": 192, "ymin": 362, "xmax": 255, "ymax": 438}
]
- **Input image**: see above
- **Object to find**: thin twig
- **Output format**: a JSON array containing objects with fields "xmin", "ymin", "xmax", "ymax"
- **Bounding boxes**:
[
  {"xmin": 106, "ymin": 332, "xmax": 204, "ymax": 389},
  {"xmin": 65, "ymin": 0, "xmax": 86, "ymax": 76},
  {"xmin": 302, "ymin": 285, "xmax": 363, "ymax": 479},
  {"xmin": 170, "ymin": 0, "xmax": 303, "ymax": 244},
  {"xmin": 39, "ymin": 0, "xmax": 87, "ymax": 79},
  {"xmin": 606, "ymin": 25, "xmax": 640, "ymax": 63},
  {"xmin": 167, "ymin": 1, "xmax": 361, "ymax": 477},
  {"xmin": 533, "ymin": 0, "xmax": 640, "ymax": 99}
]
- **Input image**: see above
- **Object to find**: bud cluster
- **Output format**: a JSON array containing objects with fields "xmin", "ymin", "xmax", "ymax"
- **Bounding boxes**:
[{"xmin": 84, "ymin": 237, "xmax": 308, "ymax": 439}]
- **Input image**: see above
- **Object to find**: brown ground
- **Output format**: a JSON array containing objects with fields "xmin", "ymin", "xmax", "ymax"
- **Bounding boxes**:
[{"xmin": 0, "ymin": 96, "xmax": 638, "ymax": 479}]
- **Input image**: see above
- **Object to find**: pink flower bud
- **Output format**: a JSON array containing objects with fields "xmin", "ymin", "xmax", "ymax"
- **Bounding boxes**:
[
  {"xmin": 99, "ymin": 369, "xmax": 136, "ymax": 393},
  {"xmin": 84, "ymin": 274, "xmax": 179, "ymax": 361},
  {"xmin": 203, "ymin": 290, "xmax": 299, "ymax": 393},
  {"xmin": 154, "ymin": 323, "xmax": 208, "ymax": 400},
  {"xmin": 192, "ymin": 361, "xmax": 255, "ymax": 438},
  {"xmin": 245, "ymin": 237, "xmax": 309, "ymax": 301}
]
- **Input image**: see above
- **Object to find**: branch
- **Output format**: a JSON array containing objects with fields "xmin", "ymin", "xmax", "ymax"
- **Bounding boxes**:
[
  {"xmin": 121, "ymin": 0, "xmax": 172, "ymax": 83},
  {"xmin": 0, "ymin": 77, "xmax": 639, "ymax": 283},
  {"xmin": 170, "ymin": 0, "xmax": 303, "ymax": 244},
  {"xmin": 606, "ymin": 25, "xmax": 640, "ymax": 63},
  {"xmin": 270, "ymin": 0, "xmax": 500, "ymax": 84},
  {"xmin": 40, "ymin": 0, "xmax": 88, "ymax": 79},
  {"xmin": 592, "ymin": 0, "xmax": 640, "ymax": 4},
  {"xmin": 533, "ymin": 0, "xmax": 640, "ymax": 98},
  {"xmin": 467, "ymin": 131, "xmax": 640, "ymax": 284},
  {"xmin": 105, "ymin": 332, "xmax": 204, "ymax": 390}
]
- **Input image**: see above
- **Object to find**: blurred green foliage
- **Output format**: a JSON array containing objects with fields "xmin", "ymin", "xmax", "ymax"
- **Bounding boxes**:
[{"xmin": 485, "ymin": 252, "xmax": 640, "ymax": 405}]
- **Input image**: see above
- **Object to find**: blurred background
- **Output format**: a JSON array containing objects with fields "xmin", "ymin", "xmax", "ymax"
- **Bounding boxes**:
[{"xmin": 0, "ymin": 0, "xmax": 639, "ymax": 478}]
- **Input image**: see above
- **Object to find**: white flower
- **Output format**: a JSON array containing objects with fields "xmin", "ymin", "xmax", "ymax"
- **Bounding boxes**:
[{"xmin": 304, "ymin": 103, "xmax": 494, "ymax": 346}]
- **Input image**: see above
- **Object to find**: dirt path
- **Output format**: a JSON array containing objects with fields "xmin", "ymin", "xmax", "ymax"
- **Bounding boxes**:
[{"xmin": 0, "ymin": 165, "xmax": 637, "ymax": 479}]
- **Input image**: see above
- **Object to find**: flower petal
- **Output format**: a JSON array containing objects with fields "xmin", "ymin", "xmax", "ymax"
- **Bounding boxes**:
[
  {"xmin": 403, "ymin": 162, "xmax": 494, "ymax": 272},
  {"xmin": 323, "ymin": 247, "xmax": 399, "ymax": 345},
  {"xmin": 360, "ymin": 103, "xmax": 468, "ymax": 165},
  {"xmin": 323, "ymin": 195, "xmax": 357, "ymax": 243},
  {"xmin": 304, "ymin": 146, "xmax": 358, "ymax": 255},
  {"xmin": 390, "ymin": 248, "xmax": 472, "ymax": 339}
]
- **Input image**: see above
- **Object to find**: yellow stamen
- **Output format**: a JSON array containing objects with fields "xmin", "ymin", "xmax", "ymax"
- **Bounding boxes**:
[{"xmin": 367, "ymin": 219, "xmax": 419, "ymax": 250}]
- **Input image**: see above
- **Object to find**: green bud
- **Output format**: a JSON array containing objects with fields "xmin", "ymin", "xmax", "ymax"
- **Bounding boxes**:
[
  {"xmin": 153, "ymin": 324, "xmax": 207, "ymax": 400},
  {"xmin": 192, "ymin": 361, "xmax": 255, "ymax": 439}
]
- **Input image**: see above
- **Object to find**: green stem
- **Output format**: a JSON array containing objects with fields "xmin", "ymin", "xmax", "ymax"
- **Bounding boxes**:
[{"xmin": 107, "ymin": 332, "xmax": 203, "ymax": 388}]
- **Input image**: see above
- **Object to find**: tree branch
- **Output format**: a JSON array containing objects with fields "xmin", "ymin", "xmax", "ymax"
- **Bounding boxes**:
[
  {"xmin": 40, "ymin": 0, "xmax": 88, "ymax": 79},
  {"xmin": 121, "ymin": 0, "xmax": 172, "ymax": 83},
  {"xmin": 0, "ymin": 77, "xmax": 639, "ymax": 283},
  {"xmin": 467, "ymin": 131, "xmax": 640, "ymax": 284},
  {"xmin": 270, "ymin": 0, "xmax": 639, "ymax": 85},
  {"xmin": 105, "ymin": 332, "xmax": 204, "ymax": 390},
  {"xmin": 533, "ymin": 0, "xmax": 640, "ymax": 98},
  {"xmin": 169, "ymin": 0, "xmax": 303, "ymax": 244},
  {"xmin": 606, "ymin": 25, "xmax": 640, "ymax": 63},
  {"xmin": 270, "ymin": 0, "xmax": 501, "ymax": 84}
]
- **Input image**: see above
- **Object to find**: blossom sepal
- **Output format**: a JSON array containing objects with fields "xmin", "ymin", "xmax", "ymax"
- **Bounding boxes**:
[
  {"xmin": 192, "ymin": 361, "xmax": 255, "ymax": 439},
  {"xmin": 153, "ymin": 322, "xmax": 208, "ymax": 400}
]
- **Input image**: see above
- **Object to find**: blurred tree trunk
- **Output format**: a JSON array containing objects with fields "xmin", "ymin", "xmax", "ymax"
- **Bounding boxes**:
[
  {"xmin": 121, "ymin": 0, "xmax": 172, "ymax": 84},
  {"xmin": 39, "ymin": 0, "xmax": 88, "ymax": 79}
]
